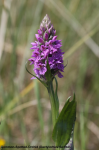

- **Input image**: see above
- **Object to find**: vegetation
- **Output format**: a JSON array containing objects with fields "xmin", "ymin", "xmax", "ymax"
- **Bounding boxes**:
[{"xmin": 0, "ymin": 0, "xmax": 99, "ymax": 149}]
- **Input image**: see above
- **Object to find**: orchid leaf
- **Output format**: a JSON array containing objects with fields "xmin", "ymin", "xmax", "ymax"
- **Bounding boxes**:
[{"xmin": 52, "ymin": 94, "xmax": 76, "ymax": 147}]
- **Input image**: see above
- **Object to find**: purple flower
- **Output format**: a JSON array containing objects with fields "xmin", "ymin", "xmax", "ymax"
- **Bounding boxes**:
[{"xmin": 29, "ymin": 14, "xmax": 65, "ymax": 80}]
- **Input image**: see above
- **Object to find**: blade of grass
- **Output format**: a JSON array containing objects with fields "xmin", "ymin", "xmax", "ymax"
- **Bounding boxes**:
[
  {"xmin": 18, "ymin": 0, "xmax": 44, "ymax": 88},
  {"xmin": 24, "ymin": 139, "xmax": 29, "ymax": 150},
  {"xmin": 0, "ymin": 0, "xmax": 12, "ymax": 59},
  {"xmin": 10, "ymin": 0, "xmax": 27, "ymax": 79},
  {"xmin": 0, "ymin": 82, "xmax": 34, "ymax": 121},
  {"xmin": 17, "ymin": 1, "xmax": 44, "ymax": 145},
  {"xmin": 41, "ymin": 0, "xmax": 99, "ymax": 58},
  {"xmin": 34, "ymin": 80, "xmax": 44, "ymax": 131},
  {"xmin": 77, "ymin": 50, "xmax": 88, "ymax": 150},
  {"xmin": 87, "ymin": 121, "xmax": 99, "ymax": 140},
  {"xmin": 64, "ymin": 26, "xmax": 99, "ymax": 59}
]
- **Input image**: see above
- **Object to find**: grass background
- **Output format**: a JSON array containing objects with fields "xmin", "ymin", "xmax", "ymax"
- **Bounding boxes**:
[{"xmin": 0, "ymin": 0, "xmax": 99, "ymax": 150}]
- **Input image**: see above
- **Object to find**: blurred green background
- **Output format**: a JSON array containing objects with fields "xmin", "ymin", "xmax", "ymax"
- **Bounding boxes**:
[{"xmin": 0, "ymin": 0, "xmax": 99, "ymax": 150}]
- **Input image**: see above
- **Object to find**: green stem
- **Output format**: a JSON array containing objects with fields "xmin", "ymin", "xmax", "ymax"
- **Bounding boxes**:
[
  {"xmin": 47, "ymin": 79, "xmax": 60, "ymax": 150},
  {"xmin": 47, "ymin": 80, "xmax": 59, "ymax": 128}
]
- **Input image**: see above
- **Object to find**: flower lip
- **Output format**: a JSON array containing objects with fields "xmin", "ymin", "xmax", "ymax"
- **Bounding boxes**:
[
  {"xmin": 45, "ymin": 33, "xmax": 49, "ymax": 40},
  {"xmin": 35, "ymin": 34, "xmax": 44, "ymax": 44},
  {"xmin": 38, "ymin": 29, "xmax": 42, "ymax": 35}
]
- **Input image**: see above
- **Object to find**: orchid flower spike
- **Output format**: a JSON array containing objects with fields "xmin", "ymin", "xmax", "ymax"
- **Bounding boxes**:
[{"xmin": 29, "ymin": 14, "xmax": 65, "ymax": 81}]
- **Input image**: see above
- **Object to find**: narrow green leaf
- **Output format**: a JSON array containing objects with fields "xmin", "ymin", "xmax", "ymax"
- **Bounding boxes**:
[
  {"xmin": 52, "ymin": 94, "xmax": 76, "ymax": 146},
  {"xmin": 25, "ymin": 61, "xmax": 47, "ymax": 88}
]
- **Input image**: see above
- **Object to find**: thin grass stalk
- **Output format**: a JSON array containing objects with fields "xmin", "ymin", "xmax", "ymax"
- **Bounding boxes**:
[
  {"xmin": 24, "ymin": 139, "xmax": 29, "ymax": 150},
  {"xmin": 0, "ymin": 82, "xmax": 34, "ymax": 121},
  {"xmin": 10, "ymin": 0, "xmax": 27, "ymax": 79},
  {"xmin": 77, "ymin": 51, "xmax": 88, "ymax": 150},
  {"xmin": 50, "ymin": 0, "xmax": 99, "ymax": 57},
  {"xmin": 41, "ymin": 0, "xmax": 99, "ymax": 58},
  {"xmin": 80, "ymin": 106, "xmax": 85, "ymax": 150},
  {"xmin": 64, "ymin": 26, "xmax": 99, "ymax": 60},
  {"xmin": 0, "ymin": 0, "xmax": 12, "ymax": 59},
  {"xmin": 18, "ymin": 111, "xmax": 29, "ymax": 144},
  {"xmin": 34, "ymin": 80, "xmax": 44, "ymax": 131},
  {"xmin": 18, "ymin": 0, "xmax": 44, "ymax": 88}
]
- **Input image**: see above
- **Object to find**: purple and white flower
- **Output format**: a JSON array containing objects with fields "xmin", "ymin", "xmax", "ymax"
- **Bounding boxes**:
[{"xmin": 29, "ymin": 14, "xmax": 64, "ymax": 80}]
